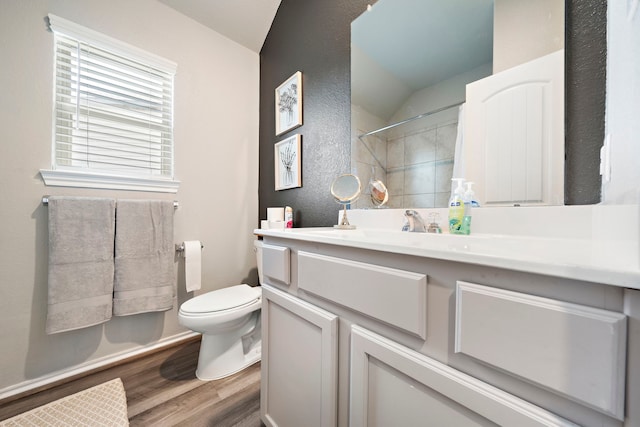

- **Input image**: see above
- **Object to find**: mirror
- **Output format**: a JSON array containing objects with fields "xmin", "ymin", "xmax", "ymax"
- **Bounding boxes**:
[
  {"xmin": 331, "ymin": 174, "xmax": 362, "ymax": 229},
  {"xmin": 369, "ymin": 176, "xmax": 389, "ymax": 207},
  {"xmin": 351, "ymin": 0, "xmax": 564, "ymax": 209}
]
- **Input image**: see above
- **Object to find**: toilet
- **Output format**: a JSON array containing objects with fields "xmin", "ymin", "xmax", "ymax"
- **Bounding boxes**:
[{"xmin": 178, "ymin": 240, "xmax": 264, "ymax": 380}]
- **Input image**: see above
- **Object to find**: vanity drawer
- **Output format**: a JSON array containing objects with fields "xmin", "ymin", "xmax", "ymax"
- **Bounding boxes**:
[
  {"xmin": 298, "ymin": 251, "xmax": 427, "ymax": 339},
  {"xmin": 455, "ymin": 281, "xmax": 627, "ymax": 419},
  {"xmin": 262, "ymin": 244, "xmax": 290, "ymax": 285}
]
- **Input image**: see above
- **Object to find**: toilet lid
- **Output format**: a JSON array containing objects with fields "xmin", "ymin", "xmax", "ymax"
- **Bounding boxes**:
[{"xmin": 181, "ymin": 284, "xmax": 261, "ymax": 314}]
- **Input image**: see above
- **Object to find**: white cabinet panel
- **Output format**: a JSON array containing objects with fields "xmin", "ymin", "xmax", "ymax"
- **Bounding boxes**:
[
  {"xmin": 262, "ymin": 244, "xmax": 290, "ymax": 285},
  {"xmin": 350, "ymin": 325, "xmax": 577, "ymax": 427},
  {"xmin": 298, "ymin": 251, "xmax": 427, "ymax": 339},
  {"xmin": 465, "ymin": 49, "xmax": 564, "ymax": 206},
  {"xmin": 455, "ymin": 281, "xmax": 627, "ymax": 419},
  {"xmin": 261, "ymin": 284, "xmax": 338, "ymax": 427},
  {"xmin": 624, "ymin": 289, "xmax": 640, "ymax": 425}
]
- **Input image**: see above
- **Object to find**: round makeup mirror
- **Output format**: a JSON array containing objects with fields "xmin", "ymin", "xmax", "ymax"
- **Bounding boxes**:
[{"xmin": 331, "ymin": 174, "xmax": 362, "ymax": 229}]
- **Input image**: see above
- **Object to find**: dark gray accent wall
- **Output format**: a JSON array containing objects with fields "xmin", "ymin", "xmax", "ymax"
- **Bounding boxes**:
[
  {"xmin": 565, "ymin": 0, "xmax": 606, "ymax": 205},
  {"xmin": 259, "ymin": 0, "xmax": 605, "ymax": 227},
  {"xmin": 259, "ymin": 0, "xmax": 370, "ymax": 228}
]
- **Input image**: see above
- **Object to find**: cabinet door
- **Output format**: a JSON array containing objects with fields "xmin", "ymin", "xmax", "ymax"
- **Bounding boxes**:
[
  {"xmin": 261, "ymin": 284, "xmax": 338, "ymax": 427},
  {"xmin": 350, "ymin": 325, "xmax": 577, "ymax": 427}
]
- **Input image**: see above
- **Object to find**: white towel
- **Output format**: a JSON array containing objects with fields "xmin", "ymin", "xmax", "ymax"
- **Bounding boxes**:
[
  {"xmin": 113, "ymin": 200, "xmax": 175, "ymax": 316},
  {"xmin": 46, "ymin": 197, "xmax": 115, "ymax": 334}
]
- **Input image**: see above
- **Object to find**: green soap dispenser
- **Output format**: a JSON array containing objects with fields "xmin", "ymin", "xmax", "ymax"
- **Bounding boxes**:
[
  {"xmin": 461, "ymin": 182, "xmax": 476, "ymax": 235},
  {"xmin": 449, "ymin": 178, "xmax": 467, "ymax": 234}
]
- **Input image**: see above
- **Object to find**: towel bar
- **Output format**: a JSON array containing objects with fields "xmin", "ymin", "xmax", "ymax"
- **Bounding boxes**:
[
  {"xmin": 175, "ymin": 242, "xmax": 204, "ymax": 255},
  {"xmin": 42, "ymin": 196, "xmax": 179, "ymax": 209}
]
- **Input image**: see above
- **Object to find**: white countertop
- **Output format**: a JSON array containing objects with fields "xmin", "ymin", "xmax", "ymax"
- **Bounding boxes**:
[{"xmin": 257, "ymin": 207, "xmax": 640, "ymax": 289}]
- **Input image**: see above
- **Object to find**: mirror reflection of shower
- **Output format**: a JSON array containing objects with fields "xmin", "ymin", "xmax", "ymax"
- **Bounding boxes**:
[
  {"xmin": 351, "ymin": 0, "xmax": 565, "ymax": 208},
  {"xmin": 352, "ymin": 131, "xmax": 388, "ymax": 209},
  {"xmin": 353, "ymin": 104, "xmax": 463, "ymax": 209},
  {"xmin": 351, "ymin": 0, "xmax": 492, "ymax": 209}
]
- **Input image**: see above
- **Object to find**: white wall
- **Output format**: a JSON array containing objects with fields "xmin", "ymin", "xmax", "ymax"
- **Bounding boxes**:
[
  {"xmin": 351, "ymin": 44, "xmax": 412, "ymax": 121},
  {"xmin": 389, "ymin": 63, "xmax": 492, "ymax": 129},
  {"xmin": 0, "ymin": 0, "xmax": 259, "ymax": 393},
  {"xmin": 603, "ymin": 2, "xmax": 640, "ymax": 204},
  {"xmin": 493, "ymin": 0, "xmax": 564, "ymax": 73}
]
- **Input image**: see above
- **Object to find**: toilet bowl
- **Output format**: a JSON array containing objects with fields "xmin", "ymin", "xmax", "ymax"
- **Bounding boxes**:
[{"xmin": 178, "ymin": 240, "xmax": 264, "ymax": 380}]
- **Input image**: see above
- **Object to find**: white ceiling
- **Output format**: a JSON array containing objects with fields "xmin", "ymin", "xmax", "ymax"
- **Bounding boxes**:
[{"xmin": 157, "ymin": 0, "xmax": 282, "ymax": 52}]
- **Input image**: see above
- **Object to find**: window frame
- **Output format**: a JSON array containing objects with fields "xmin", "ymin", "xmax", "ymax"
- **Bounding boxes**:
[{"xmin": 41, "ymin": 14, "xmax": 180, "ymax": 193}]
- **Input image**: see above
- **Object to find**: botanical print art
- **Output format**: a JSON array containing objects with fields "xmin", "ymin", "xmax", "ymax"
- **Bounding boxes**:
[
  {"xmin": 274, "ymin": 134, "xmax": 301, "ymax": 191},
  {"xmin": 275, "ymin": 71, "xmax": 302, "ymax": 135}
]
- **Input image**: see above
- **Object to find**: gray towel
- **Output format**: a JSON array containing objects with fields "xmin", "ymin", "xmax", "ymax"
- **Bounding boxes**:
[
  {"xmin": 46, "ymin": 197, "xmax": 116, "ymax": 334},
  {"xmin": 113, "ymin": 200, "xmax": 175, "ymax": 316}
]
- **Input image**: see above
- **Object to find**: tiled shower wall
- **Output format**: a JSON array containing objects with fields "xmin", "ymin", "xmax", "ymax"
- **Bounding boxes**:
[
  {"xmin": 352, "ymin": 118, "xmax": 458, "ymax": 209},
  {"xmin": 352, "ymin": 128, "xmax": 387, "ymax": 209}
]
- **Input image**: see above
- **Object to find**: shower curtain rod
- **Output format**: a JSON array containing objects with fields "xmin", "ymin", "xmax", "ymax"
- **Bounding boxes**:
[
  {"xmin": 356, "ymin": 101, "xmax": 465, "ymax": 174},
  {"xmin": 358, "ymin": 101, "xmax": 464, "ymax": 139},
  {"xmin": 41, "ymin": 196, "xmax": 179, "ymax": 209}
]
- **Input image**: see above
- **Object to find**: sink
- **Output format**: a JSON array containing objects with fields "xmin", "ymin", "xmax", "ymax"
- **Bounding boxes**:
[
  {"xmin": 260, "ymin": 226, "xmax": 637, "ymax": 274},
  {"xmin": 269, "ymin": 227, "xmax": 588, "ymax": 261}
]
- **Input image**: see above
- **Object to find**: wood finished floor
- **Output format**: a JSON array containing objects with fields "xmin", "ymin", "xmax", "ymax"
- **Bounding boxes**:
[{"xmin": 0, "ymin": 336, "xmax": 263, "ymax": 426}]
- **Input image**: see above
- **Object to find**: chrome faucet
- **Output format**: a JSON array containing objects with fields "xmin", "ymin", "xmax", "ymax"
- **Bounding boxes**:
[{"xmin": 402, "ymin": 210, "xmax": 426, "ymax": 232}]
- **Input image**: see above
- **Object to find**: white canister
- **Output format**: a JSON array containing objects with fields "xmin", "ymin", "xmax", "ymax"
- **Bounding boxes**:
[{"xmin": 267, "ymin": 207, "xmax": 284, "ymax": 222}]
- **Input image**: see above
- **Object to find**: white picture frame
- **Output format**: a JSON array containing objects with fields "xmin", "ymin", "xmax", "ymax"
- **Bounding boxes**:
[
  {"xmin": 274, "ymin": 134, "xmax": 302, "ymax": 191},
  {"xmin": 275, "ymin": 71, "xmax": 303, "ymax": 136}
]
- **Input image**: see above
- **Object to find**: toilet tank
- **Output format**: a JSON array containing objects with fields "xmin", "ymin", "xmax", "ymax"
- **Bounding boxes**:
[{"xmin": 254, "ymin": 240, "xmax": 264, "ymax": 285}]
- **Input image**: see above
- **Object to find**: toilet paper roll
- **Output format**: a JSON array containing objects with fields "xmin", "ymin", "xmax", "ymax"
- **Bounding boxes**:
[
  {"xmin": 269, "ymin": 220, "xmax": 285, "ymax": 229},
  {"xmin": 267, "ymin": 207, "xmax": 284, "ymax": 222},
  {"xmin": 261, "ymin": 220, "xmax": 269, "ymax": 229},
  {"xmin": 183, "ymin": 240, "xmax": 202, "ymax": 292}
]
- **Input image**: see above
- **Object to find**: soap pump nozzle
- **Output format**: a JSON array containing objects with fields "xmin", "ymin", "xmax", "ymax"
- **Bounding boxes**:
[
  {"xmin": 451, "ymin": 178, "xmax": 465, "ymax": 196},
  {"xmin": 464, "ymin": 182, "xmax": 480, "ymax": 207}
]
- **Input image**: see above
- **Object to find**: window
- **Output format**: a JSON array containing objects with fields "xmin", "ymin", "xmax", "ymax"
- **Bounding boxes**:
[{"xmin": 41, "ymin": 14, "xmax": 179, "ymax": 193}]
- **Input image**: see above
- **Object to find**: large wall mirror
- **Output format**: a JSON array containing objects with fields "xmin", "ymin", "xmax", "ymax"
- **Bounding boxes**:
[{"xmin": 351, "ymin": 0, "xmax": 565, "ymax": 209}]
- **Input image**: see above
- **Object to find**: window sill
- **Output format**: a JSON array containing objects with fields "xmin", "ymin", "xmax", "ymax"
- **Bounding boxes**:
[{"xmin": 40, "ymin": 169, "xmax": 180, "ymax": 193}]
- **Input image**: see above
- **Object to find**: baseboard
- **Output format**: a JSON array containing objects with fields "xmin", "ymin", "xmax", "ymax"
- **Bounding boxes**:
[{"xmin": 0, "ymin": 331, "xmax": 200, "ymax": 401}]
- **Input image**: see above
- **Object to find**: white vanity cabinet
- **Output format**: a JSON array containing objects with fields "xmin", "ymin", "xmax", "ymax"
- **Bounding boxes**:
[{"xmin": 258, "ymin": 234, "xmax": 637, "ymax": 427}]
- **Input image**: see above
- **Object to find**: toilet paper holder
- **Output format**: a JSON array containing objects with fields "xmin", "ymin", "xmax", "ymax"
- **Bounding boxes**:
[{"xmin": 175, "ymin": 242, "xmax": 204, "ymax": 256}]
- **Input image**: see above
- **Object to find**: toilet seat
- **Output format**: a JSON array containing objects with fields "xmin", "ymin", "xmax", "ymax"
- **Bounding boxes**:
[{"xmin": 180, "ymin": 284, "xmax": 261, "ymax": 316}]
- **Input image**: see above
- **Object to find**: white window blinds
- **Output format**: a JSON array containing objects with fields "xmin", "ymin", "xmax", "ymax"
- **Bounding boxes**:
[{"xmin": 47, "ymin": 14, "xmax": 177, "ymax": 189}]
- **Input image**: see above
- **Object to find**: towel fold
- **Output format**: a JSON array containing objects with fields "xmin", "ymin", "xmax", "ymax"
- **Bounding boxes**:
[
  {"xmin": 113, "ymin": 200, "xmax": 175, "ymax": 316},
  {"xmin": 46, "ymin": 197, "xmax": 116, "ymax": 334}
]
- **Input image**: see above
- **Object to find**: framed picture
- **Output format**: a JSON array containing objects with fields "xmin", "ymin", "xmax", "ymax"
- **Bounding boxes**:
[
  {"xmin": 275, "ymin": 71, "xmax": 302, "ymax": 136},
  {"xmin": 274, "ymin": 134, "xmax": 302, "ymax": 191}
]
